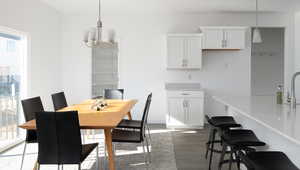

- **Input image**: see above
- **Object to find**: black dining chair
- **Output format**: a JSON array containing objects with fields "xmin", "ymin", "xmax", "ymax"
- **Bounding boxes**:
[
  {"xmin": 35, "ymin": 111, "xmax": 99, "ymax": 170},
  {"xmin": 111, "ymin": 93, "xmax": 152, "ymax": 164},
  {"xmin": 20, "ymin": 96, "xmax": 45, "ymax": 170},
  {"xmin": 51, "ymin": 92, "xmax": 68, "ymax": 111},
  {"xmin": 104, "ymin": 89, "xmax": 124, "ymax": 100},
  {"xmin": 107, "ymin": 89, "xmax": 152, "ymax": 144}
]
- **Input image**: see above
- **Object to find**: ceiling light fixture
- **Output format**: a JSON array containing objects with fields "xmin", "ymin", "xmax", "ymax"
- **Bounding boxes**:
[
  {"xmin": 253, "ymin": 0, "xmax": 262, "ymax": 43},
  {"xmin": 83, "ymin": 0, "xmax": 115, "ymax": 48}
]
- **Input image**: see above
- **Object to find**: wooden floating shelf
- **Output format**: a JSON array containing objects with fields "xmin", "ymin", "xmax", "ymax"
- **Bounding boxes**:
[{"xmin": 202, "ymin": 49, "xmax": 241, "ymax": 51}]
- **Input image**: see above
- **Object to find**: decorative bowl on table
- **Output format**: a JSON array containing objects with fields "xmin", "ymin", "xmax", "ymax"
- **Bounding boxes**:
[{"xmin": 91, "ymin": 97, "xmax": 108, "ymax": 111}]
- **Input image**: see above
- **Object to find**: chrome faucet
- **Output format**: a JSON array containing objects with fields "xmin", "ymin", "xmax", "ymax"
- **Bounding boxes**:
[{"xmin": 291, "ymin": 72, "xmax": 300, "ymax": 108}]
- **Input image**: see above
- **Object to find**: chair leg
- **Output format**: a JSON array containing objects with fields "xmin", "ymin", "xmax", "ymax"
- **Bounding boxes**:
[
  {"xmin": 57, "ymin": 164, "xmax": 60, "ymax": 170},
  {"xmin": 78, "ymin": 164, "xmax": 81, "ymax": 170},
  {"xmin": 96, "ymin": 145, "xmax": 99, "ymax": 170},
  {"xmin": 20, "ymin": 142, "xmax": 27, "ymax": 170},
  {"xmin": 208, "ymin": 129, "xmax": 216, "ymax": 170},
  {"xmin": 142, "ymin": 141, "xmax": 147, "ymax": 164},
  {"xmin": 146, "ymin": 124, "xmax": 152, "ymax": 144},
  {"xmin": 218, "ymin": 142, "xmax": 227, "ymax": 170},
  {"xmin": 113, "ymin": 143, "xmax": 116, "ymax": 157},
  {"xmin": 104, "ymin": 140, "xmax": 107, "ymax": 165},
  {"xmin": 81, "ymin": 130, "xmax": 85, "ymax": 144},
  {"xmin": 145, "ymin": 136, "xmax": 151, "ymax": 163}
]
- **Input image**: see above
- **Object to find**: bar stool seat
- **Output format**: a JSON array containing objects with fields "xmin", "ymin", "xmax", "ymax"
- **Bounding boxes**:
[
  {"xmin": 219, "ymin": 129, "xmax": 266, "ymax": 170},
  {"xmin": 209, "ymin": 116, "xmax": 242, "ymax": 129},
  {"xmin": 241, "ymin": 151, "xmax": 299, "ymax": 170},
  {"xmin": 205, "ymin": 115, "xmax": 242, "ymax": 170},
  {"xmin": 222, "ymin": 129, "xmax": 266, "ymax": 147}
]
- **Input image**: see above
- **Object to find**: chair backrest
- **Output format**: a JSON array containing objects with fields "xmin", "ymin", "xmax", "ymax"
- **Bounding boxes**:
[
  {"xmin": 104, "ymin": 89, "xmax": 124, "ymax": 99},
  {"xmin": 21, "ymin": 96, "xmax": 44, "ymax": 122},
  {"xmin": 21, "ymin": 96, "xmax": 45, "ymax": 142},
  {"xmin": 140, "ymin": 93, "xmax": 152, "ymax": 140},
  {"xmin": 35, "ymin": 111, "xmax": 82, "ymax": 165},
  {"xmin": 51, "ymin": 92, "xmax": 68, "ymax": 111}
]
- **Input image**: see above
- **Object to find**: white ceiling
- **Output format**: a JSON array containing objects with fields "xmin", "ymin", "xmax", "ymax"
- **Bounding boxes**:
[{"xmin": 39, "ymin": 0, "xmax": 300, "ymax": 15}]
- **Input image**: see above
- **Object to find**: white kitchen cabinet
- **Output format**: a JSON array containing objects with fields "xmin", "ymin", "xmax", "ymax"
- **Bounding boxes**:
[
  {"xmin": 166, "ymin": 91, "xmax": 204, "ymax": 129},
  {"xmin": 167, "ymin": 34, "xmax": 202, "ymax": 69},
  {"xmin": 201, "ymin": 28, "xmax": 224, "ymax": 49},
  {"xmin": 185, "ymin": 98, "xmax": 204, "ymax": 126},
  {"xmin": 201, "ymin": 27, "xmax": 247, "ymax": 50},
  {"xmin": 224, "ymin": 28, "xmax": 246, "ymax": 49},
  {"xmin": 167, "ymin": 98, "xmax": 186, "ymax": 126}
]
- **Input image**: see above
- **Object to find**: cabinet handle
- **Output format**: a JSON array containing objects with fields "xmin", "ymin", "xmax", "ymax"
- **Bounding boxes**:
[{"xmin": 181, "ymin": 93, "xmax": 190, "ymax": 96}]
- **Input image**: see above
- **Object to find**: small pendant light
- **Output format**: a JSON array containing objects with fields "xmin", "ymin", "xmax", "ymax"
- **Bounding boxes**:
[
  {"xmin": 83, "ymin": 0, "xmax": 116, "ymax": 48},
  {"xmin": 253, "ymin": 0, "xmax": 262, "ymax": 43}
]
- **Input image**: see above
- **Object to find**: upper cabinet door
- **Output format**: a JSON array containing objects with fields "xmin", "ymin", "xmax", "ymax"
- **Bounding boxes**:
[
  {"xmin": 186, "ymin": 37, "xmax": 202, "ymax": 68},
  {"xmin": 167, "ymin": 34, "xmax": 202, "ymax": 69},
  {"xmin": 167, "ymin": 36, "xmax": 184, "ymax": 69},
  {"xmin": 202, "ymin": 28, "xmax": 224, "ymax": 49},
  {"xmin": 224, "ymin": 28, "xmax": 246, "ymax": 49},
  {"xmin": 201, "ymin": 27, "xmax": 247, "ymax": 50}
]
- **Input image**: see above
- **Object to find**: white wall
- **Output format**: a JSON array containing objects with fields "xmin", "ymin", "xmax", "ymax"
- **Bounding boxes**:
[
  {"xmin": 0, "ymin": 0, "xmax": 61, "ymax": 110},
  {"xmin": 251, "ymin": 28, "xmax": 284, "ymax": 96},
  {"xmin": 294, "ymin": 12, "xmax": 300, "ymax": 99},
  {"xmin": 61, "ymin": 12, "xmax": 295, "ymax": 123}
]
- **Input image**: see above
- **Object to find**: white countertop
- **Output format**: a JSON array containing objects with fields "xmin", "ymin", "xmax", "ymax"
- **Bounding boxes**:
[{"xmin": 213, "ymin": 95, "xmax": 300, "ymax": 146}]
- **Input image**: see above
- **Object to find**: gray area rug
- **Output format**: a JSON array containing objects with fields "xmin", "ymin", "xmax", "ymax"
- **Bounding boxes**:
[{"xmin": 111, "ymin": 131, "xmax": 177, "ymax": 170}]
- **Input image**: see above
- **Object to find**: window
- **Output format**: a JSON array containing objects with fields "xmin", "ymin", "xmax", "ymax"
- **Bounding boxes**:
[
  {"xmin": 6, "ymin": 40, "xmax": 16, "ymax": 52},
  {"xmin": 92, "ymin": 44, "xmax": 119, "ymax": 98},
  {"xmin": 0, "ymin": 29, "xmax": 27, "ymax": 151}
]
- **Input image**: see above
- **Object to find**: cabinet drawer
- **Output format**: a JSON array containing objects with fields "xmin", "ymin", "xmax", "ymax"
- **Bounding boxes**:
[{"xmin": 167, "ymin": 91, "xmax": 204, "ymax": 98}]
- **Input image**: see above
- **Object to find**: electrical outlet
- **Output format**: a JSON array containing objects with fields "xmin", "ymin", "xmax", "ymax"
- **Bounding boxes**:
[{"xmin": 188, "ymin": 74, "xmax": 192, "ymax": 80}]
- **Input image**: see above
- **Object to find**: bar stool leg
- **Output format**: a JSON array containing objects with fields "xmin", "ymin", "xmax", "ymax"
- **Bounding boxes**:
[
  {"xmin": 205, "ymin": 127, "xmax": 214, "ymax": 159},
  {"xmin": 208, "ymin": 129, "xmax": 216, "ymax": 170},
  {"xmin": 235, "ymin": 151, "xmax": 241, "ymax": 170},
  {"xmin": 218, "ymin": 142, "xmax": 227, "ymax": 170},
  {"xmin": 228, "ymin": 150, "xmax": 234, "ymax": 170}
]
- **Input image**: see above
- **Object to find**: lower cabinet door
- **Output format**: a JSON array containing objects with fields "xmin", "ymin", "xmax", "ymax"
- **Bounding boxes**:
[
  {"xmin": 186, "ymin": 98, "xmax": 204, "ymax": 127},
  {"xmin": 167, "ymin": 98, "xmax": 185, "ymax": 126}
]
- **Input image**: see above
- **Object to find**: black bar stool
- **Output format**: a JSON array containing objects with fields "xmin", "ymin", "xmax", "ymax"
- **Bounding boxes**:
[
  {"xmin": 205, "ymin": 115, "xmax": 242, "ymax": 170},
  {"xmin": 219, "ymin": 129, "xmax": 266, "ymax": 170},
  {"xmin": 239, "ymin": 151, "xmax": 299, "ymax": 170}
]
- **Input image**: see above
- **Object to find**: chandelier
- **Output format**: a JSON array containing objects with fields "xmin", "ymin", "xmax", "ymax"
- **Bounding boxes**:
[{"xmin": 83, "ymin": 0, "xmax": 115, "ymax": 48}]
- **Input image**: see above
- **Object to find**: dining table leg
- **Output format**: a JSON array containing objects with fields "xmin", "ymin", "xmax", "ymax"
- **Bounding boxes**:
[
  {"xmin": 104, "ymin": 129, "xmax": 115, "ymax": 170},
  {"xmin": 127, "ymin": 111, "xmax": 132, "ymax": 120}
]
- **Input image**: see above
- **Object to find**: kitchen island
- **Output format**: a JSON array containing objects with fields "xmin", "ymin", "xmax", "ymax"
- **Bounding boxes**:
[{"xmin": 213, "ymin": 95, "xmax": 300, "ymax": 167}]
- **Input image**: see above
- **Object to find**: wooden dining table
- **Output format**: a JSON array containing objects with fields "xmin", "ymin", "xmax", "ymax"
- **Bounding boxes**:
[{"xmin": 19, "ymin": 99, "xmax": 138, "ymax": 170}]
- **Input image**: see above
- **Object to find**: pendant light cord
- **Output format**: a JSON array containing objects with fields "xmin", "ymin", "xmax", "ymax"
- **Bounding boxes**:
[
  {"xmin": 99, "ymin": 0, "xmax": 101, "ymax": 21},
  {"xmin": 256, "ymin": 0, "xmax": 258, "ymax": 28}
]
